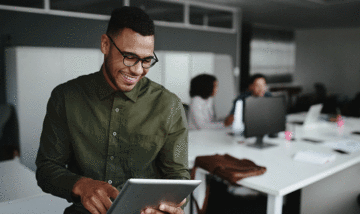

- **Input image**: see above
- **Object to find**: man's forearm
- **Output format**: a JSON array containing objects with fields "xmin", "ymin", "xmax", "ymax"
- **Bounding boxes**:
[{"xmin": 36, "ymin": 155, "xmax": 82, "ymax": 202}]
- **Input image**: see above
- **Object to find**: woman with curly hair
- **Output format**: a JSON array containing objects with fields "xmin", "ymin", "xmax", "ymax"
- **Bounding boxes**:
[{"xmin": 188, "ymin": 74, "xmax": 231, "ymax": 130}]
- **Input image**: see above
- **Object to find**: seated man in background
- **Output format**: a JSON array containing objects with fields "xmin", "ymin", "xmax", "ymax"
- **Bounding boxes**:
[
  {"xmin": 225, "ymin": 73, "xmax": 272, "ymax": 126},
  {"xmin": 188, "ymin": 74, "xmax": 231, "ymax": 129}
]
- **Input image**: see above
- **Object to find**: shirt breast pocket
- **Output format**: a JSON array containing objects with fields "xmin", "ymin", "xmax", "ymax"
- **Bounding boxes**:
[{"xmin": 126, "ymin": 134, "xmax": 165, "ymax": 177}]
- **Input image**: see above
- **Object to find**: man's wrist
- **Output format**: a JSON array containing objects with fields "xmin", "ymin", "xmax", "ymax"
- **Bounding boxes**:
[{"xmin": 72, "ymin": 177, "xmax": 87, "ymax": 198}]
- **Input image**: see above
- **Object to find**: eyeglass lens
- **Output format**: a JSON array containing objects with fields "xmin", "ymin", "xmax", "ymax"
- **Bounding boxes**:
[{"xmin": 123, "ymin": 56, "xmax": 157, "ymax": 69}]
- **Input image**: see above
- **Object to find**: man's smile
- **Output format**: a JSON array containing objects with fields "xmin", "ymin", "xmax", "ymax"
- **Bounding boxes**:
[{"xmin": 120, "ymin": 71, "xmax": 139, "ymax": 84}]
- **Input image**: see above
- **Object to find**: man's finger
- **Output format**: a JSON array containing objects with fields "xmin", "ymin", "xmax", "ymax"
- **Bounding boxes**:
[
  {"xmin": 90, "ymin": 196, "xmax": 108, "ymax": 214},
  {"xmin": 178, "ymin": 198, "xmax": 186, "ymax": 207},
  {"xmin": 158, "ymin": 200, "xmax": 185, "ymax": 214},
  {"xmin": 107, "ymin": 186, "xmax": 120, "ymax": 199},
  {"xmin": 97, "ymin": 190, "xmax": 113, "ymax": 210},
  {"xmin": 158, "ymin": 204, "xmax": 183, "ymax": 214},
  {"xmin": 102, "ymin": 197, "xmax": 113, "ymax": 210},
  {"xmin": 84, "ymin": 203, "xmax": 100, "ymax": 214},
  {"xmin": 142, "ymin": 207, "xmax": 163, "ymax": 214}
]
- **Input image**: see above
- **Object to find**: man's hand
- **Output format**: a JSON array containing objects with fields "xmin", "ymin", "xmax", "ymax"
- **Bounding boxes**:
[
  {"xmin": 141, "ymin": 198, "xmax": 186, "ymax": 214},
  {"xmin": 72, "ymin": 177, "xmax": 119, "ymax": 214}
]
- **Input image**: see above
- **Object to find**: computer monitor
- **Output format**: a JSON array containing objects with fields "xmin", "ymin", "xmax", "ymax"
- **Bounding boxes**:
[{"xmin": 244, "ymin": 96, "xmax": 286, "ymax": 149}]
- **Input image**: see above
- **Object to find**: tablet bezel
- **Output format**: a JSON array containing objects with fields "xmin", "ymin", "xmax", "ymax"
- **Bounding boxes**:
[{"xmin": 107, "ymin": 178, "xmax": 201, "ymax": 214}]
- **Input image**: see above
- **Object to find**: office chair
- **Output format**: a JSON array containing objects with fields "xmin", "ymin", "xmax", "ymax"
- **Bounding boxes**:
[
  {"xmin": 182, "ymin": 103, "xmax": 190, "ymax": 120},
  {"xmin": 0, "ymin": 104, "xmax": 20, "ymax": 161}
]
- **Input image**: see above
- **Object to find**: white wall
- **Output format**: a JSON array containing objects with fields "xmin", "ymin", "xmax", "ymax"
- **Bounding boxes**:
[
  {"xmin": 213, "ymin": 54, "xmax": 237, "ymax": 119},
  {"xmin": 5, "ymin": 47, "xmax": 103, "ymax": 171},
  {"xmin": 294, "ymin": 28, "xmax": 360, "ymax": 99},
  {"xmin": 148, "ymin": 51, "xmax": 236, "ymax": 119}
]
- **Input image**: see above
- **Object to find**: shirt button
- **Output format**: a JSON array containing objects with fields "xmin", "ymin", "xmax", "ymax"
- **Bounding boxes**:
[
  {"xmin": 108, "ymin": 180, "xmax": 112, "ymax": 184},
  {"xmin": 115, "ymin": 108, "xmax": 119, "ymax": 112},
  {"xmin": 113, "ymin": 132, "xmax": 117, "ymax": 136},
  {"xmin": 110, "ymin": 156, "xmax": 114, "ymax": 160}
]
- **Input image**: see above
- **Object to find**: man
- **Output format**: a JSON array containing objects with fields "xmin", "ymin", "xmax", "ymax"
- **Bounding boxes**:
[
  {"xmin": 224, "ymin": 73, "xmax": 271, "ymax": 126},
  {"xmin": 36, "ymin": 7, "xmax": 190, "ymax": 214}
]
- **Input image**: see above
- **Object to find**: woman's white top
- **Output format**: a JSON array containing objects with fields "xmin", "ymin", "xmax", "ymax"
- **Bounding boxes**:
[{"xmin": 188, "ymin": 96, "xmax": 225, "ymax": 130}]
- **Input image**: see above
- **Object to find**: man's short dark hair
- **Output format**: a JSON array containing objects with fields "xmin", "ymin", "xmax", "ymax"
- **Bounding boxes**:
[
  {"xmin": 190, "ymin": 74, "xmax": 217, "ymax": 99},
  {"xmin": 106, "ymin": 6, "xmax": 154, "ymax": 37},
  {"xmin": 248, "ymin": 73, "xmax": 267, "ymax": 87}
]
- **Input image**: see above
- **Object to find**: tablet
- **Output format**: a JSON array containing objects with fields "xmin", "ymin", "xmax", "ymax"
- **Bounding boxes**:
[{"xmin": 107, "ymin": 179, "xmax": 202, "ymax": 214}]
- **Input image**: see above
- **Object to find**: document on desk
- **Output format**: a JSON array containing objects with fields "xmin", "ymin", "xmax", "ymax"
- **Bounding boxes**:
[
  {"xmin": 294, "ymin": 150, "xmax": 336, "ymax": 165},
  {"xmin": 323, "ymin": 140, "xmax": 360, "ymax": 154}
]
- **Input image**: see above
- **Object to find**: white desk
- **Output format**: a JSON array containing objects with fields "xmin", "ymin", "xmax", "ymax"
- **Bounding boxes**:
[
  {"xmin": 0, "ymin": 157, "xmax": 44, "ymax": 202},
  {"xmin": 0, "ymin": 194, "xmax": 71, "ymax": 213},
  {"xmin": 189, "ymin": 114, "xmax": 360, "ymax": 214},
  {"xmin": 0, "ymin": 157, "xmax": 71, "ymax": 213}
]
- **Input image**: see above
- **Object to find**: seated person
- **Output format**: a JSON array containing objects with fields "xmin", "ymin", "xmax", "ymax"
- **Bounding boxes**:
[
  {"xmin": 225, "ymin": 74, "xmax": 272, "ymax": 126},
  {"xmin": 188, "ymin": 74, "xmax": 230, "ymax": 130}
]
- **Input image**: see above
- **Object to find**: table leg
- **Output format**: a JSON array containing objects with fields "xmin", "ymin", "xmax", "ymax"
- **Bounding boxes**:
[
  {"xmin": 267, "ymin": 194, "xmax": 283, "ymax": 214},
  {"xmin": 192, "ymin": 168, "xmax": 208, "ymax": 214}
]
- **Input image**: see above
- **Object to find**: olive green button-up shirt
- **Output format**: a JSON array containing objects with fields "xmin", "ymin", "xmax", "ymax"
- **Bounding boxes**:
[{"xmin": 35, "ymin": 71, "xmax": 190, "ymax": 210}]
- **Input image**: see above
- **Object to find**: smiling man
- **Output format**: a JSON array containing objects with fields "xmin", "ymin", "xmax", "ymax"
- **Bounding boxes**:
[{"xmin": 36, "ymin": 7, "xmax": 190, "ymax": 214}]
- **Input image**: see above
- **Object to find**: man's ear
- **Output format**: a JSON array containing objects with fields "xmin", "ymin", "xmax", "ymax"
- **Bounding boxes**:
[{"xmin": 101, "ymin": 34, "xmax": 110, "ymax": 55}]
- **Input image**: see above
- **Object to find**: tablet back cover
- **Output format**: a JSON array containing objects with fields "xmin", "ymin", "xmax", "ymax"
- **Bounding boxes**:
[{"xmin": 107, "ymin": 179, "xmax": 201, "ymax": 214}]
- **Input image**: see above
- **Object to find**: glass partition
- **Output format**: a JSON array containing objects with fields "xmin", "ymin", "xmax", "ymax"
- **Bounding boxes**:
[
  {"xmin": 0, "ymin": 0, "xmax": 236, "ymax": 33},
  {"xmin": 0, "ymin": 0, "xmax": 43, "ymax": 8},
  {"xmin": 50, "ymin": 0, "xmax": 124, "ymax": 16},
  {"xmin": 131, "ymin": 0, "xmax": 184, "ymax": 23},
  {"xmin": 190, "ymin": 5, "xmax": 233, "ymax": 29}
]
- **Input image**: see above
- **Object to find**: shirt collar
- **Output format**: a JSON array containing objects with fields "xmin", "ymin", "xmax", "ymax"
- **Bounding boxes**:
[
  {"xmin": 123, "ymin": 78, "xmax": 143, "ymax": 102},
  {"xmin": 96, "ymin": 70, "xmax": 116, "ymax": 100},
  {"xmin": 96, "ymin": 70, "xmax": 144, "ymax": 102}
]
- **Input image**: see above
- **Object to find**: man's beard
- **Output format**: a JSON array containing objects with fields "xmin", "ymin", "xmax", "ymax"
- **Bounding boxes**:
[{"xmin": 104, "ymin": 58, "xmax": 120, "ymax": 91}]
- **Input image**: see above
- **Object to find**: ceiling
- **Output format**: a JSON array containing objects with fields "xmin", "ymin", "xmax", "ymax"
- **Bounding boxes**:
[
  {"xmin": 2, "ymin": 0, "xmax": 360, "ymax": 29},
  {"xmin": 186, "ymin": 0, "xmax": 360, "ymax": 29}
]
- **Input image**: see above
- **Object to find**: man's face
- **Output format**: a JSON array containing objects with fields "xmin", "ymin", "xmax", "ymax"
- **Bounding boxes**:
[
  {"xmin": 249, "ymin": 77, "xmax": 267, "ymax": 97},
  {"xmin": 101, "ymin": 28, "xmax": 155, "ymax": 92},
  {"xmin": 211, "ymin": 81, "xmax": 218, "ymax": 97}
]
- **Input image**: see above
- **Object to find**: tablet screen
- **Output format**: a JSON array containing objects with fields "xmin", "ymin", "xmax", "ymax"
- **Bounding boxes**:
[{"xmin": 107, "ymin": 179, "xmax": 201, "ymax": 214}]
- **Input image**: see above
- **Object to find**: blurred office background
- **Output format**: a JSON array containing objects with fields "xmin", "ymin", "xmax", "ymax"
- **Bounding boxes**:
[
  {"xmin": 1, "ymin": 0, "xmax": 360, "ymax": 115},
  {"xmin": 1, "ymin": 0, "xmax": 360, "ymax": 213}
]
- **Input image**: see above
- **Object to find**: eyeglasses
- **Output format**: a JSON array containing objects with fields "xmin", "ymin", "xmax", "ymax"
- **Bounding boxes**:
[{"xmin": 107, "ymin": 35, "xmax": 158, "ymax": 69}]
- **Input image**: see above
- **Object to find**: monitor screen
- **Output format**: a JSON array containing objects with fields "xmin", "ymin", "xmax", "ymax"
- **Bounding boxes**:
[{"xmin": 244, "ymin": 96, "xmax": 286, "ymax": 149}]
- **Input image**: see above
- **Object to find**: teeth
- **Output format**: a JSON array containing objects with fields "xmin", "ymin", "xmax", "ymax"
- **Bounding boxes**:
[{"xmin": 122, "ymin": 73, "xmax": 136, "ymax": 80}]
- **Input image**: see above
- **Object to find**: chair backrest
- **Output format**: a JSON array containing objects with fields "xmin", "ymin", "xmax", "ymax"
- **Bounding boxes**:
[
  {"xmin": 0, "ymin": 104, "xmax": 20, "ymax": 161},
  {"xmin": 271, "ymin": 91, "xmax": 289, "ymax": 112},
  {"xmin": 191, "ymin": 154, "xmax": 266, "ymax": 214},
  {"xmin": 0, "ymin": 104, "xmax": 11, "ymax": 138},
  {"xmin": 182, "ymin": 103, "xmax": 189, "ymax": 121}
]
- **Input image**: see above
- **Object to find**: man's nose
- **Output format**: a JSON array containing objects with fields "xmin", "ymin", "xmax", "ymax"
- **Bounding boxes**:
[{"xmin": 129, "ymin": 61, "xmax": 143, "ymax": 76}]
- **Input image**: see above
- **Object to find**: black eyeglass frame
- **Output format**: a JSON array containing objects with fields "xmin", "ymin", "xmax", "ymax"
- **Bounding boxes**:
[{"xmin": 107, "ymin": 35, "xmax": 158, "ymax": 69}]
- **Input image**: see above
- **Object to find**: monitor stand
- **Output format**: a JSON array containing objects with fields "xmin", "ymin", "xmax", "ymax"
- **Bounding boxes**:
[{"xmin": 247, "ymin": 135, "xmax": 277, "ymax": 149}]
